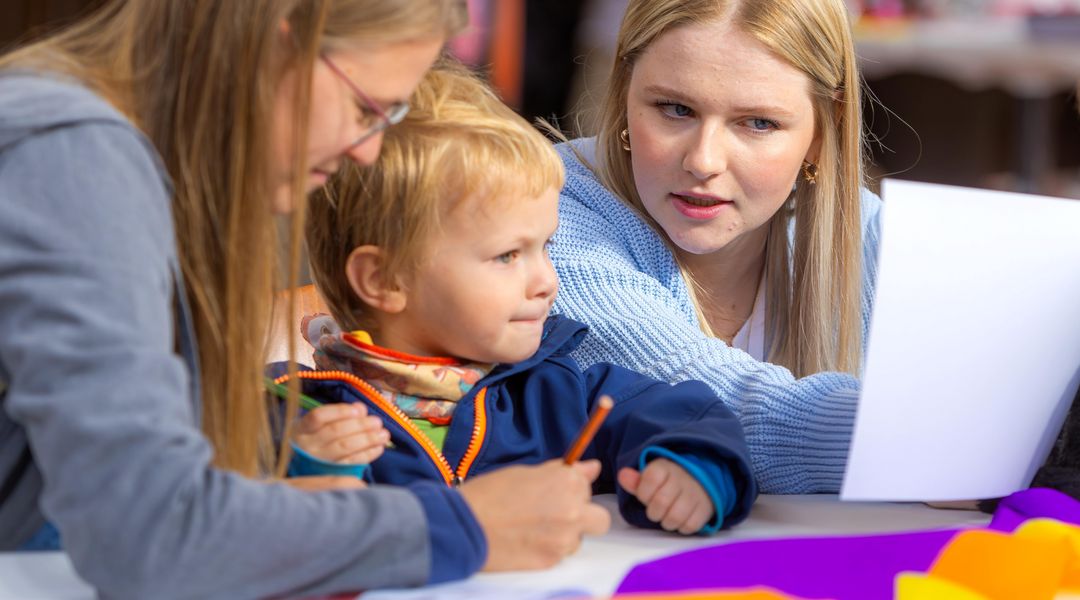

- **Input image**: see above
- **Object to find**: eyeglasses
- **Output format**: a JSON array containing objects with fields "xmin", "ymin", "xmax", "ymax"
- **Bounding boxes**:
[{"xmin": 319, "ymin": 53, "xmax": 410, "ymax": 148}]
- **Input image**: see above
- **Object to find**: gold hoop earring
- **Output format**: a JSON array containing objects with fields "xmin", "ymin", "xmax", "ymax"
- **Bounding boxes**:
[
  {"xmin": 619, "ymin": 128, "xmax": 631, "ymax": 151},
  {"xmin": 801, "ymin": 160, "xmax": 818, "ymax": 185}
]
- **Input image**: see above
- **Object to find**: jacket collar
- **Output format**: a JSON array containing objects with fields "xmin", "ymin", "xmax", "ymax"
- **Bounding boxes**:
[
  {"xmin": 305, "ymin": 313, "xmax": 590, "ymax": 389},
  {"xmin": 483, "ymin": 315, "xmax": 589, "ymax": 382}
]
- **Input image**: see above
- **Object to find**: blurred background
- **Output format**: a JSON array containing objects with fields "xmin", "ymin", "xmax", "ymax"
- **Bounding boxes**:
[
  {"xmin": 6, "ymin": 0, "xmax": 1080, "ymax": 198},
  {"xmin": 447, "ymin": 0, "xmax": 1080, "ymax": 198}
]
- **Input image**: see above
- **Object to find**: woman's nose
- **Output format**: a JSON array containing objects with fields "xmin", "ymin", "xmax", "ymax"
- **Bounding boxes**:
[
  {"xmin": 682, "ymin": 125, "xmax": 727, "ymax": 180},
  {"xmin": 344, "ymin": 132, "xmax": 384, "ymax": 167}
]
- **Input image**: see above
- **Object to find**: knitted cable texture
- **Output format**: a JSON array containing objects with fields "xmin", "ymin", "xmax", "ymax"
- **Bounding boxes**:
[{"xmin": 550, "ymin": 139, "xmax": 882, "ymax": 493}]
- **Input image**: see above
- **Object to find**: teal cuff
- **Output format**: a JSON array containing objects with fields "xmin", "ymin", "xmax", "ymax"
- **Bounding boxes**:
[
  {"xmin": 638, "ymin": 445, "xmax": 736, "ymax": 534},
  {"xmin": 288, "ymin": 442, "xmax": 369, "ymax": 479}
]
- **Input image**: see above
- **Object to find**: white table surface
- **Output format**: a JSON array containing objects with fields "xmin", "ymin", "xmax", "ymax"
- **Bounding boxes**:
[{"xmin": 0, "ymin": 494, "xmax": 990, "ymax": 600}]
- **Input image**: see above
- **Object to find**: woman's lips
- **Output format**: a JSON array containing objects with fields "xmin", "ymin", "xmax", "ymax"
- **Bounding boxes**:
[{"xmin": 670, "ymin": 193, "xmax": 733, "ymax": 220}]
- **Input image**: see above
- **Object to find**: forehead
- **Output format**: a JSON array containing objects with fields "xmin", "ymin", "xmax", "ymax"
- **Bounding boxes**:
[
  {"xmin": 327, "ymin": 37, "xmax": 444, "ymax": 103},
  {"xmin": 442, "ymin": 184, "xmax": 558, "ymax": 235},
  {"xmin": 632, "ymin": 19, "xmax": 813, "ymax": 108}
]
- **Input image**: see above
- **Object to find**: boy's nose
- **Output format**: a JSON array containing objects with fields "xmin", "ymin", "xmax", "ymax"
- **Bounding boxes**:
[{"xmin": 529, "ymin": 261, "xmax": 558, "ymax": 300}]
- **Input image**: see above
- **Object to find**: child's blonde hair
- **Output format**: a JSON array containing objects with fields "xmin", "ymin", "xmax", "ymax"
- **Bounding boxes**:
[
  {"xmin": 0, "ymin": 0, "xmax": 466, "ymax": 477},
  {"xmin": 307, "ymin": 60, "xmax": 565, "ymax": 333}
]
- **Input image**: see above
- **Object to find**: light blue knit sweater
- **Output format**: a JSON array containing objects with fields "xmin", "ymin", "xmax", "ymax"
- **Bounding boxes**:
[{"xmin": 550, "ymin": 139, "xmax": 882, "ymax": 494}]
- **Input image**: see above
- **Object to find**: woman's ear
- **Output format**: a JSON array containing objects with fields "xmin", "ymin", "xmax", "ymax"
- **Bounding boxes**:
[{"xmin": 344, "ymin": 246, "xmax": 408, "ymax": 314}]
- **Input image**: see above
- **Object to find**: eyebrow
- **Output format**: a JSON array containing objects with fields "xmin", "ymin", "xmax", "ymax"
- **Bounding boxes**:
[
  {"xmin": 642, "ymin": 84, "xmax": 696, "ymax": 105},
  {"xmin": 642, "ymin": 84, "xmax": 798, "ymax": 119}
]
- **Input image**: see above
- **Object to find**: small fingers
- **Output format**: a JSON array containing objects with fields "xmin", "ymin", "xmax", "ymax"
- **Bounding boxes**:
[
  {"xmin": 294, "ymin": 414, "xmax": 386, "ymax": 463},
  {"xmin": 340, "ymin": 433, "xmax": 390, "ymax": 464},
  {"xmin": 324, "ymin": 415, "xmax": 383, "ymax": 439},
  {"xmin": 634, "ymin": 460, "xmax": 672, "ymax": 507},
  {"xmin": 617, "ymin": 467, "xmax": 641, "ymax": 494},
  {"xmin": 658, "ymin": 493, "xmax": 695, "ymax": 532},
  {"xmin": 679, "ymin": 500, "xmax": 715, "ymax": 535},
  {"xmin": 325, "ymin": 427, "xmax": 390, "ymax": 462},
  {"xmin": 644, "ymin": 480, "xmax": 678, "ymax": 524},
  {"xmin": 299, "ymin": 403, "xmax": 368, "ymax": 432},
  {"xmin": 637, "ymin": 459, "xmax": 715, "ymax": 535},
  {"xmin": 311, "ymin": 415, "xmax": 382, "ymax": 444}
]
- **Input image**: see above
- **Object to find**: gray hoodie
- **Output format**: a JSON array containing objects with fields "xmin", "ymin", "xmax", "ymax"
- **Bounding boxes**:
[{"xmin": 0, "ymin": 73, "xmax": 484, "ymax": 599}]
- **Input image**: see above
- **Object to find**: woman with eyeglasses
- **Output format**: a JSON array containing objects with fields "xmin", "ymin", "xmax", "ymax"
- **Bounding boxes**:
[{"xmin": 0, "ymin": 1, "xmax": 609, "ymax": 598}]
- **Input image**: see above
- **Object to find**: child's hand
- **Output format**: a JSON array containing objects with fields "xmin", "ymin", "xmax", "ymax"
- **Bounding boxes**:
[
  {"xmin": 293, "ymin": 403, "xmax": 389, "ymax": 464},
  {"xmin": 617, "ymin": 458, "xmax": 714, "ymax": 535}
]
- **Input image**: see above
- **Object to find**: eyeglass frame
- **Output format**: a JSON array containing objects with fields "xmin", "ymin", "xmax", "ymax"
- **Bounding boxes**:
[{"xmin": 319, "ymin": 52, "xmax": 410, "ymax": 148}]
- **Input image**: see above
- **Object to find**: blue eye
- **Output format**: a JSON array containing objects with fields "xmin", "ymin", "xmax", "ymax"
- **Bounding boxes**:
[
  {"xmin": 747, "ymin": 118, "xmax": 778, "ymax": 131},
  {"xmin": 495, "ymin": 250, "xmax": 519, "ymax": 264},
  {"xmin": 658, "ymin": 102, "xmax": 693, "ymax": 119}
]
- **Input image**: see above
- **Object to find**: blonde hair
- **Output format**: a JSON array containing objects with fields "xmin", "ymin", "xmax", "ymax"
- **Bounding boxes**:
[
  {"xmin": 594, "ymin": 0, "xmax": 865, "ymax": 377},
  {"xmin": 308, "ymin": 60, "xmax": 564, "ymax": 333},
  {"xmin": 0, "ymin": 0, "xmax": 467, "ymax": 477}
]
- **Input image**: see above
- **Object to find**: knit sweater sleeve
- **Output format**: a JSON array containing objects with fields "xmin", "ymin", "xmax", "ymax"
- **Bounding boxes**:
[{"xmin": 550, "ymin": 142, "xmax": 883, "ymax": 494}]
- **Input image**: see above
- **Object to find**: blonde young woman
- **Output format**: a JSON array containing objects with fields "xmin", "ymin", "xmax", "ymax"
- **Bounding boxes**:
[
  {"xmin": 0, "ymin": 1, "xmax": 608, "ymax": 597},
  {"xmin": 551, "ymin": 0, "xmax": 882, "ymax": 494}
]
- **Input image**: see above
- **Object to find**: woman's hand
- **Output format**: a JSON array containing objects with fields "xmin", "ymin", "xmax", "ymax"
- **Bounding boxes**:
[
  {"xmin": 292, "ymin": 403, "xmax": 390, "ymax": 464},
  {"xmin": 458, "ymin": 459, "xmax": 612, "ymax": 571},
  {"xmin": 618, "ymin": 458, "xmax": 714, "ymax": 535}
]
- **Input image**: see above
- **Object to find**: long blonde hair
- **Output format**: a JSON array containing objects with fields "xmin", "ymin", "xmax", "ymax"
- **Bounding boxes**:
[
  {"xmin": 594, "ymin": 0, "xmax": 865, "ymax": 377},
  {"xmin": 0, "ymin": 0, "xmax": 466, "ymax": 477},
  {"xmin": 308, "ymin": 61, "xmax": 564, "ymax": 334}
]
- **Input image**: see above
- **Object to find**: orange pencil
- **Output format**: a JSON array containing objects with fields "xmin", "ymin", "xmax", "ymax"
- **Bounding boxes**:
[{"xmin": 563, "ymin": 395, "xmax": 614, "ymax": 465}]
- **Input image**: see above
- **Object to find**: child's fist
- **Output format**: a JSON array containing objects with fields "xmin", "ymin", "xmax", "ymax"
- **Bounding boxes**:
[
  {"xmin": 293, "ymin": 403, "xmax": 389, "ymax": 464},
  {"xmin": 618, "ymin": 458, "xmax": 714, "ymax": 535}
]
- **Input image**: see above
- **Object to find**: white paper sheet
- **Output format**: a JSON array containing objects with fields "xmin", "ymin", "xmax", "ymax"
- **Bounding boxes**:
[{"xmin": 841, "ymin": 179, "xmax": 1080, "ymax": 501}]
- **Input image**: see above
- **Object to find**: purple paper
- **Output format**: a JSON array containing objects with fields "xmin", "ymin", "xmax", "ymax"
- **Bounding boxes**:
[
  {"xmin": 989, "ymin": 488, "xmax": 1080, "ymax": 532},
  {"xmin": 616, "ymin": 528, "xmax": 961, "ymax": 600},
  {"xmin": 616, "ymin": 488, "xmax": 1080, "ymax": 599}
]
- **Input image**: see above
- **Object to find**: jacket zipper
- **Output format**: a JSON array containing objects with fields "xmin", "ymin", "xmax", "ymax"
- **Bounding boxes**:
[{"xmin": 274, "ymin": 370, "xmax": 487, "ymax": 487}]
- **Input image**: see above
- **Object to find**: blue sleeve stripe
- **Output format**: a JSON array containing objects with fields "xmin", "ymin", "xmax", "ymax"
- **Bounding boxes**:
[
  {"xmin": 638, "ymin": 445, "xmax": 735, "ymax": 534},
  {"xmin": 287, "ymin": 442, "xmax": 369, "ymax": 479}
]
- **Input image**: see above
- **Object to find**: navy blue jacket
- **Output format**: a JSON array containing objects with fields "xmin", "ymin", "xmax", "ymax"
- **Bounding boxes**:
[{"xmin": 270, "ymin": 316, "xmax": 758, "ymax": 530}]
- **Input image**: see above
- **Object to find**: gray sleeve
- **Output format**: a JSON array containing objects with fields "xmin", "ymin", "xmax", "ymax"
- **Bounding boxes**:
[{"xmin": 0, "ymin": 123, "xmax": 448, "ymax": 599}]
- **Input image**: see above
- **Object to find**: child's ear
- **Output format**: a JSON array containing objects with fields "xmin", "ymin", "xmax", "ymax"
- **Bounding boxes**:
[{"xmin": 344, "ymin": 246, "xmax": 408, "ymax": 314}]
